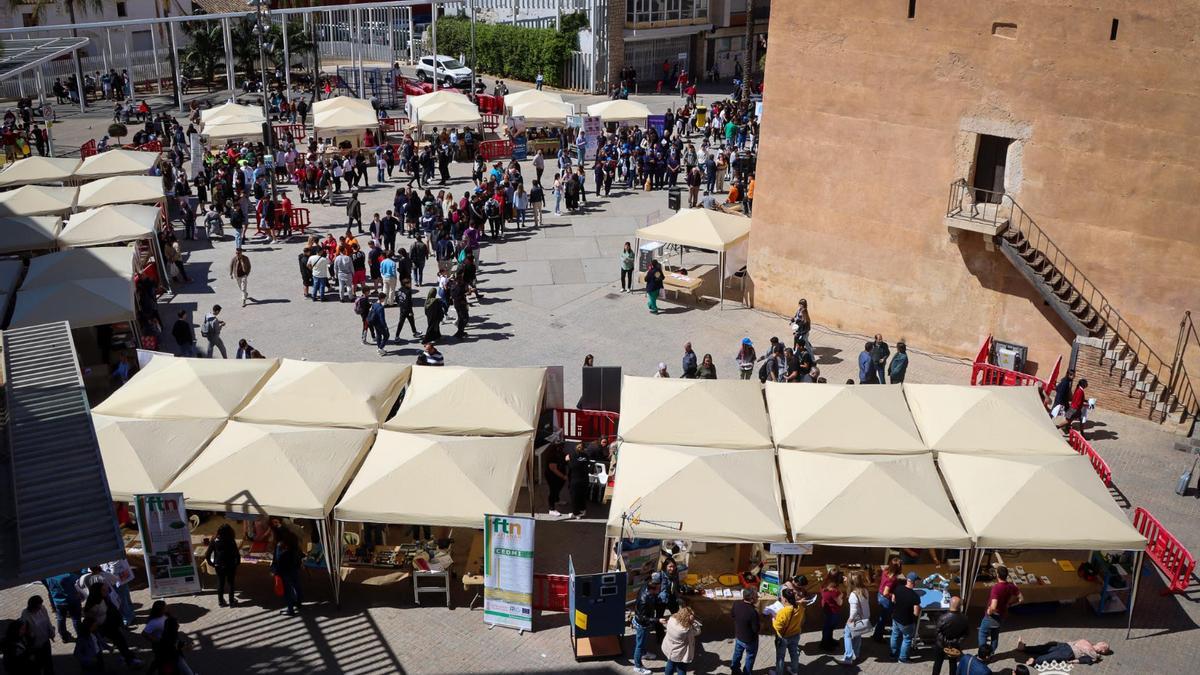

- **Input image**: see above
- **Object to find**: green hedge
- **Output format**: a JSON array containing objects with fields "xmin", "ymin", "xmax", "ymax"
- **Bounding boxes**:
[{"xmin": 434, "ymin": 15, "xmax": 584, "ymax": 88}]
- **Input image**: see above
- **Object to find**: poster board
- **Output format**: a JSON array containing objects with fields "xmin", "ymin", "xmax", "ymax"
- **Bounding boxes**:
[
  {"xmin": 583, "ymin": 116, "xmax": 603, "ymax": 157},
  {"xmin": 484, "ymin": 514, "xmax": 536, "ymax": 632},
  {"xmin": 509, "ymin": 116, "xmax": 528, "ymax": 161},
  {"xmin": 134, "ymin": 493, "xmax": 201, "ymax": 598},
  {"xmin": 619, "ymin": 538, "xmax": 661, "ymax": 604},
  {"xmin": 647, "ymin": 115, "xmax": 666, "ymax": 136}
]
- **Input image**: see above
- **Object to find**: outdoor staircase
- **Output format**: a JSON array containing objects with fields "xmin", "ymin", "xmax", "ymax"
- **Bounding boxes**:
[{"xmin": 946, "ymin": 179, "xmax": 1198, "ymax": 429}]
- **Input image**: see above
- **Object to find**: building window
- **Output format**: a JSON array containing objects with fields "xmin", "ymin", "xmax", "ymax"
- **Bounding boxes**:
[
  {"xmin": 1110, "ymin": 18, "xmax": 1119, "ymax": 40},
  {"xmin": 117, "ymin": 2, "xmax": 127, "ymax": 18},
  {"xmin": 627, "ymin": 0, "xmax": 707, "ymax": 25},
  {"xmin": 908, "ymin": 0, "xmax": 917, "ymax": 20}
]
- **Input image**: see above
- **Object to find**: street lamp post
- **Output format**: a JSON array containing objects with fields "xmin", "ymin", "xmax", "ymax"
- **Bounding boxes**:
[{"xmin": 249, "ymin": 0, "xmax": 279, "ymax": 209}]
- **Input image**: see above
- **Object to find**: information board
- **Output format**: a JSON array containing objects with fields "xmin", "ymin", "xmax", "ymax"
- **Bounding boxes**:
[
  {"xmin": 483, "ymin": 514, "xmax": 536, "ymax": 632},
  {"xmin": 134, "ymin": 493, "xmax": 201, "ymax": 598}
]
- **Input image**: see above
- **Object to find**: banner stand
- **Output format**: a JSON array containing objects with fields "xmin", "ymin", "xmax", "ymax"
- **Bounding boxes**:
[{"xmin": 483, "ymin": 514, "xmax": 536, "ymax": 634}]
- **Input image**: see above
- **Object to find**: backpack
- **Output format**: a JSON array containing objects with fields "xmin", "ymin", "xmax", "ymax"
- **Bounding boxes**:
[
  {"xmin": 354, "ymin": 296, "xmax": 370, "ymax": 317},
  {"xmin": 484, "ymin": 199, "xmax": 500, "ymax": 218},
  {"xmin": 200, "ymin": 314, "xmax": 216, "ymax": 338}
]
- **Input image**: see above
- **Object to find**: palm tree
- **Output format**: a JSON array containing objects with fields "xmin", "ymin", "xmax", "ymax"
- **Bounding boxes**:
[
  {"xmin": 9, "ymin": 0, "xmax": 104, "ymax": 104},
  {"xmin": 180, "ymin": 22, "xmax": 224, "ymax": 87}
]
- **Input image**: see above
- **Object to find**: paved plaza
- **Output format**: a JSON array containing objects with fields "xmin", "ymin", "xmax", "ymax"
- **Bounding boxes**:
[{"xmin": 1, "ymin": 80, "xmax": 1198, "ymax": 674}]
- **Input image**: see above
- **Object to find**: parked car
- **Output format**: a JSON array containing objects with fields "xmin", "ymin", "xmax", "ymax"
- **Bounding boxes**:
[{"xmin": 415, "ymin": 55, "xmax": 472, "ymax": 88}]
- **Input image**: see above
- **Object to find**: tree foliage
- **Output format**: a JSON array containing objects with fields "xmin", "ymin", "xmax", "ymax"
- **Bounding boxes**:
[{"xmin": 434, "ymin": 13, "xmax": 588, "ymax": 89}]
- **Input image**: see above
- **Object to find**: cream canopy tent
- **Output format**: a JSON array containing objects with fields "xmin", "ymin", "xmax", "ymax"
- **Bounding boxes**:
[
  {"xmin": 406, "ymin": 89, "xmax": 473, "ymax": 120},
  {"xmin": 938, "ymin": 453, "xmax": 1144, "ymax": 550},
  {"xmin": 72, "ymin": 149, "xmax": 159, "ymax": 180},
  {"xmin": 166, "ymin": 421, "xmax": 374, "ymax": 519},
  {"xmin": 510, "ymin": 99, "xmax": 574, "ymax": 127},
  {"xmin": 384, "ymin": 366, "xmax": 546, "ymax": 436},
  {"xmin": 766, "ymin": 383, "xmax": 926, "ymax": 453},
  {"xmin": 235, "ymin": 360, "xmax": 410, "ymax": 428},
  {"xmin": 635, "ymin": 209, "xmax": 751, "ymax": 307},
  {"xmin": 617, "ymin": 376, "xmax": 772, "ymax": 449},
  {"xmin": 334, "ymin": 431, "xmax": 532, "ymax": 528},
  {"xmin": 59, "ymin": 204, "xmax": 160, "ymax": 247},
  {"xmin": 779, "ymin": 452, "xmax": 970, "ymax": 548},
  {"xmin": 0, "ymin": 184, "xmax": 77, "ymax": 216},
  {"xmin": 94, "ymin": 357, "xmax": 279, "ymax": 420},
  {"xmin": 606, "ymin": 444, "xmax": 786, "ymax": 543},
  {"xmin": 76, "ymin": 175, "xmax": 163, "ymax": 209},
  {"xmin": 200, "ymin": 102, "xmax": 265, "ymax": 126},
  {"xmin": 311, "ymin": 95, "xmax": 371, "ymax": 115},
  {"xmin": 202, "ymin": 121, "xmax": 266, "ymax": 143},
  {"xmin": 313, "ymin": 98, "xmax": 380, "ymax": 136},
  {"xmin": 8, "ymin": 277, "xmax": 134, "ymax": 329},
  {"xmin": 904, "ymin": 384, "xmax": 1074, "ymax": 455},
  {"xmin": 415, "ymin": 100, "xmax": 482, "ymax": 130},
  {"xmin": 0, "ymin": 216, "xmax": 61, "ymax": 252},
  {"xmin": 21, "ymin": 246, "xmax": 133, "ymax": 290},
  {"xmin": 93, "ymin": 414, "xmax": 225, "ymax": 502},
  {"xmin": 504, "ymin": 88, "xmax": 564, "ymax": 110},
  {"xmin": 0, "ymin": 156, "xmax": 80, "ymax": 187},
  {"xmin": 586, "ymin": 99, "xmax": 651, "ymax": 124}
]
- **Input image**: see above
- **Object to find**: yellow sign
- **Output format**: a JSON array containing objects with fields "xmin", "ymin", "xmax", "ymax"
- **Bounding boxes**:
[{"xmin": 574, "ymin": 609, "xmax": 587, "ymax": 630}]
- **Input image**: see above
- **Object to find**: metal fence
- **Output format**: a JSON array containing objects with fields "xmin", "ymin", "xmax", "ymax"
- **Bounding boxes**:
[
  {"xmin": 562, "ymin": 50, "xmax": 593, "ymax": 92},
  {"xmin": 1, "ymin": 48, "xmax": 174, "ymax": 101}
]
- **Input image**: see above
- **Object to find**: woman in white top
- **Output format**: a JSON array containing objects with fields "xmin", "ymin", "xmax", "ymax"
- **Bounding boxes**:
[
  {"xmin": 661, "ymin": 606, "xmax": 701, "ymax": 675},
  {"xmin": 841, "ymin": 570, "xmax": 871, "ymax": 666}
]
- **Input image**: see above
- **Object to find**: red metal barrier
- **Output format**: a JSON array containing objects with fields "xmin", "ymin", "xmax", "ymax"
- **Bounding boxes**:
[
  {"xmin": 1132, "ymin": 507, "xmax": 1196, "ymax": 594},
  {"xmin": 291, "ymin": 207, "xmax": 311, "ymax": 235},
  {"xmin": 80, "ymin": 139, "xmax": 97, "ymax": 159},
  {"xmin": 555, "ymin": 408, "xmax": 619, "ymax": 443},
  {"xmin": 481, "ymin": 113, "xmax": 501, "ymax": 131},
  {"xmin": 1068, "ymin": 429, "xmax": 1112, "ymax": 487},
  {"xmin": 274, "ymin": 123, "xmax": 306, "ymax": 141},
  {"xmin": 479, "ymin": 139, "xmax": 513, "ymax": 161},
  {"xmin": 532, "ymin": 573, "xmax": 569, "ymax": 611},
  {"xmin": 970, "ymin": 362, "xmax": 1045, "ymax": 388},
  {"xmin": 380, "ymin": 117, "xmax": 410, "ymax": 133}
]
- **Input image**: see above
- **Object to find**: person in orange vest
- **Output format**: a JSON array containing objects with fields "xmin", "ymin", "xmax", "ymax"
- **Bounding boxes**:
[{"xmin": 744, "ymin": 172, "xmax": 756, "ymax": 216}]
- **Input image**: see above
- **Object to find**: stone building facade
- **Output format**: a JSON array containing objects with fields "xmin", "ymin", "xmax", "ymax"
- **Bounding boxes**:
[{"xmin": 750, "ymin": 0, "xmax": 1199, "ymax": 377}]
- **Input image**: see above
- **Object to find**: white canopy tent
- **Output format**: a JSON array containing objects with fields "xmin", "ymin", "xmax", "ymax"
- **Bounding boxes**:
[
  {"xmin": 586, "ymin": 99, "xmax": 651, "ymax": 125},
  {"xmin": 93, "ymin": 357, "xmax": 279, "ymax": 420},
  {"xmin": 334, "ymin": 431, "xmax": 532, "ymax": 528},
  {"xmin": 200, "ymin": 102, "xmax": 265, "ymax": 126},
  {"xmin": 311, "ymin": 95, "xmax": 372, "ymax": 115},
  {"xmin": 510, "ymin": 99, "xmax": 574, "ymax": 127},
  {"xmin": 8, "ymin": 277, "xmax": 134, "ymax": 330},
  {"xmin": 59, "ymin": 204, "xmax": 161, "ymax": 247},
  {"xmin": 166, "ymin": 421, "xmax": 375, "ymax": 604},
  {"xmin": 406, "ymin": 89, "xmax": 473, "ymax": 121},
  {"xmin": 636, "ymin": 208, "xmax": 751, "ymax": 308},
  {"xmin": 72, "ymin": 149, "xmax": 159, "ymax": 180},
  {"xmin": 202, "ymin": 121, "xmax": 267, "ymax": 143},
  {"xmin": 504, "ymin": 89, "xmax": 565, "ymax": 110},
  {"xmin": 938, "ymin": 452, "xmax": 1148, "ymax": 631},
  {"xmin": 93, "ymin": 414, "xmax": 225, "ymax": 502},
  {"xmin": 414, "ymin": 100, "xmax": 482, "ymax": 130},
  {"xmin": 0, "ymin": 216, "xmax": 61, "ymax": 253},
  {"xmin": 20, "ymin": 246, "xmax": 134, "ymax": 290},
  {"xmin": 0, "ymin": 185, "xmax": 77, "ymax": 216},
  {"xmin": 766, "ymin": 383, "xmax": 926, "ymax": 453},
  {"xmin": 313, "ymin": 98, "xmax": 380, "ymax": 137},
  {"xmin": 617, "ymin": 376, "xmax": 772, "ymax": 449},
  {"xmin": 384, "ymin": 366, "xmax": 546, "ymax": 436},
  {"xmin": 779, "ymin": 452, "xmax": 970, "ymax": 548},
  {"xmin": 76, "ymin": 176, "xmax": 164, "ymax": 209},
  {"xmin": 0, "ymin": 156, "xmax": 80, "ymax": 188},
  {"xmin": 606, "ymin": 444, "xmax": 786, "ymax": 543},
  {"xmin": 904, "ymin": 384, "xmax": 1075, "ymax": 455},
  {"xmin": 234, "ymin": 360, "xmax": 410, "ymax": 428}
]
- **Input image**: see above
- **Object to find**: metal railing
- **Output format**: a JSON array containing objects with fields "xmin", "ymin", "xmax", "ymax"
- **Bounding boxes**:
[{"xmin": 948, "ymin": 178, "xmax": 1197, "ymax": 423}]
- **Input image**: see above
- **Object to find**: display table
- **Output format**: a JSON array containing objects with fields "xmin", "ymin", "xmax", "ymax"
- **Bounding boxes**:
[
  {"xmin": 969, "ymin": 560, "xmax": 1097, "ymax": 606},
  {"xmin": 640, "ymin": 264, "xmax": 716, "ymax": 302}
]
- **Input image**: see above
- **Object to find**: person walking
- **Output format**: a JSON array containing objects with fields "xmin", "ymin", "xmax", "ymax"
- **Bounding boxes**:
[
  {"xmin": 645, "ymin": 259, "xmax": 664, "ymax": 314},
  {"xmin": 271, "ymin": 527, "xmax": 304, "ymax": 616},
  {"xmin": 932, "ymin": 596, "xmax": 969, "ymax": 675},
  {"xmin": 346, "ymin": 190, "xmax": 363, "ymax": 233},
  {"xmin": 394, "ymin": 279, "xmax": 421, "ymax": 341},
  {"xmin": 631, "ymin": 574, "xmax": 666, "ymax": 675},
  {"xmin": 681, "ymin": 342, "xmax": 698, "ymax": 378},
  {"xmin": 889, "ymin": 340, "xmax": 910, "ymax": 383},
  {"xmin": 772, "ymin": 587, "xmax": 804, "ymax": 675},
  {"xmin": 696, "ymin": 353, "xmax": 717, "ymax": 379},
  {"xmin": 171, "ymin": 310, "xmax": 198, "ymax": 357},
  {"xmin": 619, "ymin": 242, "xmax": 635, "ymax": 292},
  {"xmin": 451, "ymin": 276, "xmax": 470, "ymax": 340},
  {"xmin": 229, "ymin": 248, "xmax": 252, "ymax": 307},
  {"xmin": 889, "ymin": 572, "xmax": 922, "ymax": 663},
  {"xmin": 1065, "ymin": 379, "xmax": 1090, "ymax": 431},
  {"xmin": 206, "ymin": 524, "xmax": 242, "ymax": 607},
  {"xmin": 978, "ymin": 566, "xmax": 1022, "ymax": 659},
  {"xmin": 791, "ymin": 299, "xmax": 813, "ymax": 353},
  {"xmin": 730, "ymin": 588, "xmax": 759, "ymax": 675},
  {"xmin": 20, "ymin": 595, "xmax": 56, "ymax": 674},
  {"xmin": 410, "ymin": 235, "xmax": 429, "ymax": 286},
  {"xmin": 334, "ymin": 248, "xmax": 355, "ymax": 302},
  {"xmin": 662, "ymin": 606, "xmax": 700, "ymax": 675},
  {"xmin": 422, "ymin": 288, "xmax": 444, "ymax": 342},
  {"xmin": 841, "ymin": 571, "xmax": 871, "ymax": 666},
  {"xmin": 42, "ymin": 572, "xmax": 81, "ymax": 643},
  {"xmin": 530, "ymin": 180, "xmax": 545, "ymax": 227},
  {"xmin": 1050, "ymin": 369, "xmax": 1075, "ymax": 418},
  {"xmin": 201, "ymin": 305, "xmax": 227, "ymax": 358},
  {"xmin": 367, "ymin": 293, "xmax": 390, "ymax": 355},
  {"xmin": 736, "ymin": 338, "xmax": 756, "ymax": 380}
]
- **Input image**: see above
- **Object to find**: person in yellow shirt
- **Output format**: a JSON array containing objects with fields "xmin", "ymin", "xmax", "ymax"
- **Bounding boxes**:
[
  {"xmin": 745, "ymin": 172, "xmax": 755, "ymax": 216},
  {"xmin": 772, "ymin": 588, "xmax": 804, "ymax": 675}
]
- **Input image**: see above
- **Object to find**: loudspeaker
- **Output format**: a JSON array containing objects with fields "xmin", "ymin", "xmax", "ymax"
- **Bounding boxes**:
[
  {"xmin": 261, "ymin": 121, "xmax": 275, "ymax": 147},
  {"xmin": 580, "ymin": 366, "xmax": 621, "ymax": 413}
]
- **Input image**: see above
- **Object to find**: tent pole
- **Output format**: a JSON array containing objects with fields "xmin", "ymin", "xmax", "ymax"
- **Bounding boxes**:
[
  {"xmin": 1126, "ymin": 550, "xmax": 1143, "ymax": 639},
  {"xmin": 527, "ymin": 451, "xmax": 535, "ymax": 516},
  {"xmin": 720, "ymin": 254, "xmax": 724, "ymax": 310}
]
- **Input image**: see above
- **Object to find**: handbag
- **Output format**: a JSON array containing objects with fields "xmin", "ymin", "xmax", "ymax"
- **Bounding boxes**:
[
  {"xmin": 847, "ymin": 593, "xmax": 871, "ymax": 637},
  {"xmin": 273, "ymin": 574, "xmax": 285, "ymax": 597},
  {"xmin": 789, "ymin": 321, "xmax": 800, "ymax": 333}
]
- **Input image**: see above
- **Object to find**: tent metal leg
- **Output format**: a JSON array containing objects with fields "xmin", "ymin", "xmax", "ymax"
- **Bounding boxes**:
[{"xmin": 1126, "ymin": 550, "xmax": 1143, "ymax": 639}]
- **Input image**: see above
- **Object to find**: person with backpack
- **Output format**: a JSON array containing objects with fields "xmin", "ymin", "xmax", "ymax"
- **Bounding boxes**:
[
  {"xmin": 42, "ymin": 572, "xmax": 81, "ymax": 643},
  {"xmin": 206, "ymin": 524, "xmax": 242, "ymax": 607},
  {"xmin": 366, "ymin": 293, "xmax": 390, "ymax": 356},
  {"xmin": 355, "ymin": 294, "xmax": 374, "ymax": 344},
  {"xmin": 484, "ymin": 194, "xmax": 503, "ymax": 239},
  {"xmin": 201, "ymin": 305, "xmax": 227, "ymax": 358}
]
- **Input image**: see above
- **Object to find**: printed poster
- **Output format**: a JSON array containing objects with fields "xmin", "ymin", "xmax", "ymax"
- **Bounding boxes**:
[
  {"xmin": 508, "ymin": 115, "xmax": 528, "ymax": 160},
  {"xmin": 583, "ymin": 115, "xmax": 603, "ymax": 156},
  {"xmin": 647, "ymin": 114, "xmax": 666, "ymax": 136},
  {"xmin": 134, "ymin": 493, "xmax": 201, "ymax": 598},
  {"xmin": 619, "ymin": 538, "xmax": 661, "ymax": 604},
  {"xmin": 484, "ymin": 514, "xmax": 535, "ymax": 632}
]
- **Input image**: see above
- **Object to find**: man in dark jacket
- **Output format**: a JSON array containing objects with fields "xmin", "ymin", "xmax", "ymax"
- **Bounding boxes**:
[
  {"xmin": 932, "ymin": 595, "xmax": 969, "ymax": 675},
  {"xmin": 871, "ymin": 334, "xmax": 891, "ymax": 384},
  {"xmin": 1051, "ymin": 369, "xmax": 1075, "ymax": 418},
  {"xmin": 171, "ymin": 310, "xmax": 197, "ymax": 357},
  {"xmin": 731, "ymin": 587, "xmax": 760, "ymax": 674},
  {"xmin": 632, "ymin": 574, "xmax": 665, "ymax": 674}
]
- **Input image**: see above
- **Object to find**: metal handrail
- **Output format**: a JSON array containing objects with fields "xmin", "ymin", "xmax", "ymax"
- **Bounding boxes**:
[{"xmin": 948, "ymin": 179, "xmax": 1197, "ymax": 422}]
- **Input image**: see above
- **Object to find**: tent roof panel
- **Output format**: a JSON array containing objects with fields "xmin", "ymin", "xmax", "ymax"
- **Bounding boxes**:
[
  {"xmin": 384, "ymin": 366, "xmax": 545, "ymax": 436},
  {"xmin": 76, "ymin": 175, "xmax": 163, "ymax": 208},
  {"xmin": 21, "ymin": 246, "xmax": 133, "ymax": 290},
  {"xmin": 93, "ymin": 415, "xmax": 225, "ymax": 502},
  {"xmin": 0, "ymin": 216, "xmax": 61, "ymax": 253},
  {"xmin": 0, "ymin": 156, "xmax": 80, "ymax": 187},
  {"xmin": 73, "ymin": 149, "xmax": 160, "ymax": 179},
  {"xmin": 617, "ymin": 376, "xmax": 772, "ymax": 449},
  {"xmin": 0, "ymin": 184, "xmax": 77, "ymax": 216},
  {"xmin": 8, "ymin": 277, "xmax": 133, "ymax": 329},
  {"xmin": 59, "ymin": 204, "xmax": 159, "ymax": 247},
  {"xmin": 585, "ymin": 99, "xmax": 651, "ymax": 123},
  {"xmin": 93, "ymin": 357, "xmax": 279, "ymax": 420},
  {"xmin": 234, "ymin": 359, "xmax": 410, "ymax": 427},
  {"xmin": 504, "ymin": 89, "xmax": 564, "ymax": 109},
  {"xmin": 766, "ymin": 383, "xmax": 926, "ymax": 453},
  {"xmin": 510, "ymin": 99, "xmax": 574, "ymax": 125},
  {"xmin": 635, "ymin": 208, "xmax": 750, "ymax": 251},
  {"xmin": 904, "ymin": 384, "xmax": 1075, "ymax": 455}
]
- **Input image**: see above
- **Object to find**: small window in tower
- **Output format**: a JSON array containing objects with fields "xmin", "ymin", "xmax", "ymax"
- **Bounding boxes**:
[
  {"xmin": 1110, "ymin": 18, "xmax": 1119, "ymax": 40},
  {"xmin": 908, "ymin": 0, "xmax": 917, "ymax": 20},
  {"xmin": 117, "ymin": 2, "xmax": 128, "ymax": 18}
]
